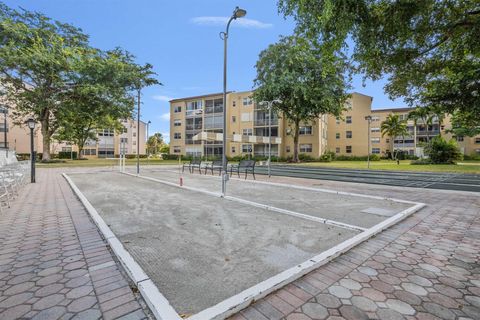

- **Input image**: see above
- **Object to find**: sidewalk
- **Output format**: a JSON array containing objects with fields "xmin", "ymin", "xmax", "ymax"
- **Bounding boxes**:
[{"xmin": 0, "ymin": 169, "xmax": 149, "ymax": 320}]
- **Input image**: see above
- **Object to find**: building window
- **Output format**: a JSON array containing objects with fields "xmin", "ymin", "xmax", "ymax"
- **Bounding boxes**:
[
  {"xmin": 81, "ymin": 149, "xmax": 96, "ymax": 156},
  {"xmin": 475, "ymin": 138, "xmax": 480, "ymax": 144},
  {"xmin": 346, "ymin": 131, "xmax": 352, "ymax": 138},
  {"xmin": 174, "ymin": 120, "xmax": 182, "ymax": 127},
  {"xmin": 243, "ymin": 97, "xmax": 253, "ymax": 106},
  {"xmin": 174, "ymin": 106, "xmax": 182, "ymax": 113},
  {"xmin": 335, "ymin": 118, "xmax": 340, "ymax": 124},
  {"xmin": 120, "ymin": 138, "xmax": 128, "ymax": 143},
  {"xmin": 233, "ymin": 101, "xmax": 236, "ymax": 107},
  {"xmin": 386, "ymin": 138, "xmax": 390, "ymax": 143},
  {"xmin": 346, "ymin": 146, "xmax": 352, "ymax": 153},
  {"xmin": 371, "ymin": 127, "xmax": 380, "ymax": 133},
  {"xmin": 335, "ymin": 147, "xmax": 340, "ymax": 154},
  {"xmin": 346, "ymin": 116, "xmax": 352, "ymax": 124},
  {"xmin": 232, "ymin": 116, "xmax": 236, "ymax": 123},
  {"xmin": 371, "ymin": 116, "xmax": 380, "ymax": 121},
  {"xmin": 242, "ymin": 128, "xmax": 253, "ymax": 136},
  {"xmin": 242, "ymin": 144, "xmax": 252, "ymax": 153},
  {"xmin": 98, "ymin": 129, "xmax": 114, "ymax": 137},
  {"xmin": 372, "ymin": 148, "xmax": 380, "ymax": 154},
  {"xmin": 122, "ymin": 127, "xmax": 128, "ymax": 133},
  {"xmin": 336, "ymin": 133, "xmax": 340, "ymax": 139},
  {"xmin": 299, "ymin": 126, "xmax": 312, "ymax": 135},
  {"xmin": 456, "ymin": 136, "xmax": 464, "ymax": 142},
  {"xmin": 132, "ymin": 141, "xmax": 136, "ymax": 145},
  {"xmin": 61, "ymin": 147, "xmax": 72, "ymax": 152},
  {"xmin": 231, "ymin": 146, "xmax": 236, "ymax": 153},
  {"xmin": 173, "ymin": 146, "xmax": 181, "ymax": 153},
  {"xmin": 286, "ymin": 146, "xmax": 291, "ymax": 153},
  {"xmin": 174, "ymin": 132, "xmax": 181, "ymax": 139},
  {"xmin": 133, "ymin": 132, "xmax": 136, "ymax": 137},
  {"xmin": 299, "ymin": 144, "xmax": 312, "ymax": 153},
  {"xmin": 371, "ymin": 138, "xmax": 380, "ymax": 143}
]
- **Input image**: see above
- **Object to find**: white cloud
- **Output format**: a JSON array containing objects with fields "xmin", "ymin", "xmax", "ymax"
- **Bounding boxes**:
[
  {"xmin": 158, "ymin": 112, "xmax": 170, "ymax": 121},
  {"xmin": 152, "ymin": 95, "xmax": 173, "ymax": 102},
  {"xmin": 191, "ymin": 16, "xmax": 273, "ymax": 29}
]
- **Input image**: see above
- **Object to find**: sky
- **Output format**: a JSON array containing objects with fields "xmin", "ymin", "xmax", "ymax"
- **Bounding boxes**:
[{"xmin": 5, "ymin": 0, "xmax": 406, "ymax": 142}]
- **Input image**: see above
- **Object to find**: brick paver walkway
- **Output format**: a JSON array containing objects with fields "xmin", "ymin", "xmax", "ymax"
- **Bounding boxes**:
[
  {"xmin": 0, "ymin": 169, "xmax": 149, "ymax": 320},
  {"xmin": 230, "ymin": 177, "xmax": 480, "ymax": 320},
  {"xmin": 1, "ymin": 168, "xmax": 479, "ymax": 320}
]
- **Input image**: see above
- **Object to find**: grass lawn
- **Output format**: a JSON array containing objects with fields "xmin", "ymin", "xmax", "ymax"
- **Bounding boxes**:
[
  {"xmin": 36, "ymin": 158, "xmax": 180, "ymax": 168},
  {"xmin": 288, "ymin": 160, "xmax": 480, "ymax": 174}
]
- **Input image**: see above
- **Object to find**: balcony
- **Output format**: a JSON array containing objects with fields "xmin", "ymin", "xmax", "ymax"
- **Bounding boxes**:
[
  {"xmin": 185, "ymin": 139, "xmax": 201, "ymax": 145},
  {"xmin": 416, "ymin": 130, "xmax": 440, "ymax": 136},
  {"xmin": 254, "ymin": 119, "xmax": 279, "ymax": 126},
  {"xmin": 394, "ymin": 143, "xmax": 415, "ymax": 148},
  {"xmin": 186, "ymin": 124, "xmax": 203, "ymax": 131}
]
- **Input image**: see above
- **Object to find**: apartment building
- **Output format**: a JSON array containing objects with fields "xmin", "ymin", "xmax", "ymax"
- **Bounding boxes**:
[
  {"xmin": 170, "ymin": 91, "xmax": 480, "ymax": 159},
  {"xmin": 0, "ymin": 109, "xmax": 146, "ymax": 158}
]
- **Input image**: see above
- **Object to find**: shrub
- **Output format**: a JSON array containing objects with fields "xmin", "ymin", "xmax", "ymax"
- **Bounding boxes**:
[
  {"xmin": 464, "ymin": 153, "xmax": 480, "ymax": 161},
  {"xmin": 161, "ymin": 154, "xmax": 179, "ymax": 160},
  {"xmin": 298, "ymin": 153, "xmax": 316, "ymax": 162},
  {"xmin": 424, "ymin": 137, "xmax": 463, "ymax": 164},
  {"xmin": 58, "ymin": 151, "xmax": 77, "ymax": 159}
]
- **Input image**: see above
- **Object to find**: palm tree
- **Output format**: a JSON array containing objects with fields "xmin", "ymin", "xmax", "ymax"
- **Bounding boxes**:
[
  {"xmin": 409, "ymin": 107, "xmax": 432, "ymax": 141},
  {"xmin": 381, "ymin": 114, "xmax": 408, "ymax": 161},
  {"xmin": 427, "ymin": 105, "xmax": 446, "ymax": 137}
]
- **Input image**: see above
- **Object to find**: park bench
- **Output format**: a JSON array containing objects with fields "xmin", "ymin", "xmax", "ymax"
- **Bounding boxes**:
[
  {"xmin": 230, "ymin": 160, "xmax": 256, "ymax": 180},
  {"xmin": 182, "ymin": 159, "xmax": 202, "ymax": 174},
  {"xmin": 205, "ymin": 159, "xmax": 226, "ymax": 176}
]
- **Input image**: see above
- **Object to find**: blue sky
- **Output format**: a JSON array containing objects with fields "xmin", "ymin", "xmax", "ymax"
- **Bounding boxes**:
[{"xmin": 5, "ymin": 0, "xmax": 406, "ymax": 142}]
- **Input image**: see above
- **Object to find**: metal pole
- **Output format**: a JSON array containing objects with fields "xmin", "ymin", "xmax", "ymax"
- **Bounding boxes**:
[
  {"xmin": 30, "ymin": 128, "xmax": 35, "ymax": 183},
  {"xmin": 367, "ymin": 118, "xmax": 371, "ymax": 169},
  {"xmin": 137, "ymin": 88, "xmax": 141, "ymax": 175},
  {"xmin": 221, "ymin": 19, "xmax": 232, "ymax": 196},
  {"xmin": 268, "ymin": 103, "xmax": 272, "ymax": 177},
  {"xmin": 4, "ymin": 109, "xmax": 7, "ymax": 149},
  {"xmin": 146, "ymin": 121, "xmax": 149, "ymax": 166}
]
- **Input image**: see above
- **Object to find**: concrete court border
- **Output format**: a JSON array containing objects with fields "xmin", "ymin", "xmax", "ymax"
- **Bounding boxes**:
[{"xmin": 63, "ymin": 171, "xmax": 425, "ymax": 320}]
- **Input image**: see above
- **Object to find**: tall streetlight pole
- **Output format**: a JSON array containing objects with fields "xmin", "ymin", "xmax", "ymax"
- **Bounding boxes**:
[
  {"xmin": 26, "ymin": 118, "xmax": 36, "ymax": 183},
  {"xmin": 136, "ymin": 88, "xmax": 141, "ymax": 175},
  {"xmin": 365, "ymin": 115, "xmax": 372, "ymax": 169},
  {"xmin": 220, "ymin": 6, "xmax": 246, "ymax": 196},
  {"xmin": 259, "ymin": 99, "xmax": 282, "ymax": 178}
]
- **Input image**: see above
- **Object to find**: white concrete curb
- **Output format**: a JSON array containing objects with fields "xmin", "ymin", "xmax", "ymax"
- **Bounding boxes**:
[
  {"xmin": 62, "ymin": 173, "xmax": 182, "ymax": 320},
  {"xmin": 65, "ymin": 171, "xmax": 425, "ymax": 320}
]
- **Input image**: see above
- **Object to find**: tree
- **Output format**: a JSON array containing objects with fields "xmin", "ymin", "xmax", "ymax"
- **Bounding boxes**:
[
  {"xmin": 278, "ymin": 0, "xmax": 480, "ymax": 125},
  {"xmin": 0, "ymin": 4, "xmax": 159, "ymax": 160},
  {"xmin": 448, "ymin": 110, "xmax": 480, "ymax": 137},
  {"xmin": 424, "ymin": 136, "xmax": 463, "ymax": 164},
  {"xmin": 0, "ymin": 4, "xmax": 89, "ymax": 160},
  {"xmin": 55, "ymin": 49, "xmax": 159, "ymax": 158},
  {"xmin": 253, "ymin": 36, "xmax": 350, "ymax": 162},
  {"xmin": 381, "ymin": 114, "xmax": 408, "ymax": 161},
  {"xmin": 146, "ymin": 132, "xmax": 164, "ymax": 155}
]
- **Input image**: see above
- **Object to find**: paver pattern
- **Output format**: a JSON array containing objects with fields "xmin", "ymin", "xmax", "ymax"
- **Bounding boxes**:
[
  {"xmin": 0, "ymin": 169, "xmax": 149, "ymax": 320},
  {"xmin": 230, "ymin": 176, "xmax": 480, "ymax": 320}
]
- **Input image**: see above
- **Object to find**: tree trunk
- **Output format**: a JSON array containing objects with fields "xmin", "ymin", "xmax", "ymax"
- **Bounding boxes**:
[
  {"xmin": 40, "ymin": 119, "xmax": 51, "ymax": 161},
  {"xmin": 293, "ymin": 120, "xmax": 300, "ymax": 162},
  {"xmin": 391, "ymin": 137, "xmax": 395, "ymax": 160}
]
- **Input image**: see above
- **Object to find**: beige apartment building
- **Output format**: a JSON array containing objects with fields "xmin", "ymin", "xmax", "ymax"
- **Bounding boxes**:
[
  {"xmin": 1, "ymin": 109, "xmax": 146, "ymax": 158},
  {"xmin": 170, "ymin": 91, "xmax": 480, "ymax": 159}
]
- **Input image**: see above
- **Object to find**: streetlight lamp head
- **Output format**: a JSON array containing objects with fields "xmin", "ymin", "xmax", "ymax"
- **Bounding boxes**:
[
  {"xmin": 26, "ymin": 118, "xmax": 36, "ymax": 130},
  {"xmin": 233, "ymin": 7, "xmax": 247, "ymax": 19}
]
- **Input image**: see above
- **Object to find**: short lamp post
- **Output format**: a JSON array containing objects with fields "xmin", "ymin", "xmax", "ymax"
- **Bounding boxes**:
[
  {"xmin": 259, "ymin": 99, "xmax": 282, "ymax": 177},
  {"xmin": 26, "ymin": 118, "xmax": 36, "ymax": 183},
  {"xmin": 220, "ymin": 6, "xmax": 247, "ymax": 196},
  {"xmin": 364, "ymin": 115, "xmax": 372, "ymax": 169}
]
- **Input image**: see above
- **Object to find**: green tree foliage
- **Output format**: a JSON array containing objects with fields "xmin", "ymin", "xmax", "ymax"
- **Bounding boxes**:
[
  {"xmin": 448, "ymin": 109, "xmax": 480, "ymax": 137},
  {"xmin": 278, "ymin": 0, "xmax": 480, "ymax": 124},
  {"xmin": 253, "ymin": 36, "xmax": 350, "ymax": 162},
  {"xmin": 146, "ymin": 132, "xmax": 164, "ymax": 155},
  {"xmin": 381, "ymin": 114, "xmax": 408, "ymax": 160},
  {"xmin": 424, "ymin": 136, "xmax": 463, "ymax": 164},
  {"xmin": 0, "ymin": 4, "xmax": 159, "ymax": 160}
]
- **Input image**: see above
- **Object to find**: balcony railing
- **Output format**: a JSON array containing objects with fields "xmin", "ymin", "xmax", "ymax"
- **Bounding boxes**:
[
  {"xmin": 185, "ymin": 139, "xmax": 201, "ymax": 145},
  {"xmin": 416, "ymin": 130, "xmax": 440, "ymax": 136},
  {"xmin": 254, "ymin": 119, "xmax": 279, "ymax": 126},
  {"xmin": 394, "ymin": 143, "xmax": 415, "ymax": 148},
  {"xmin": 186, "ymin": 125, "xmax": 203, "ymax": 130}
]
